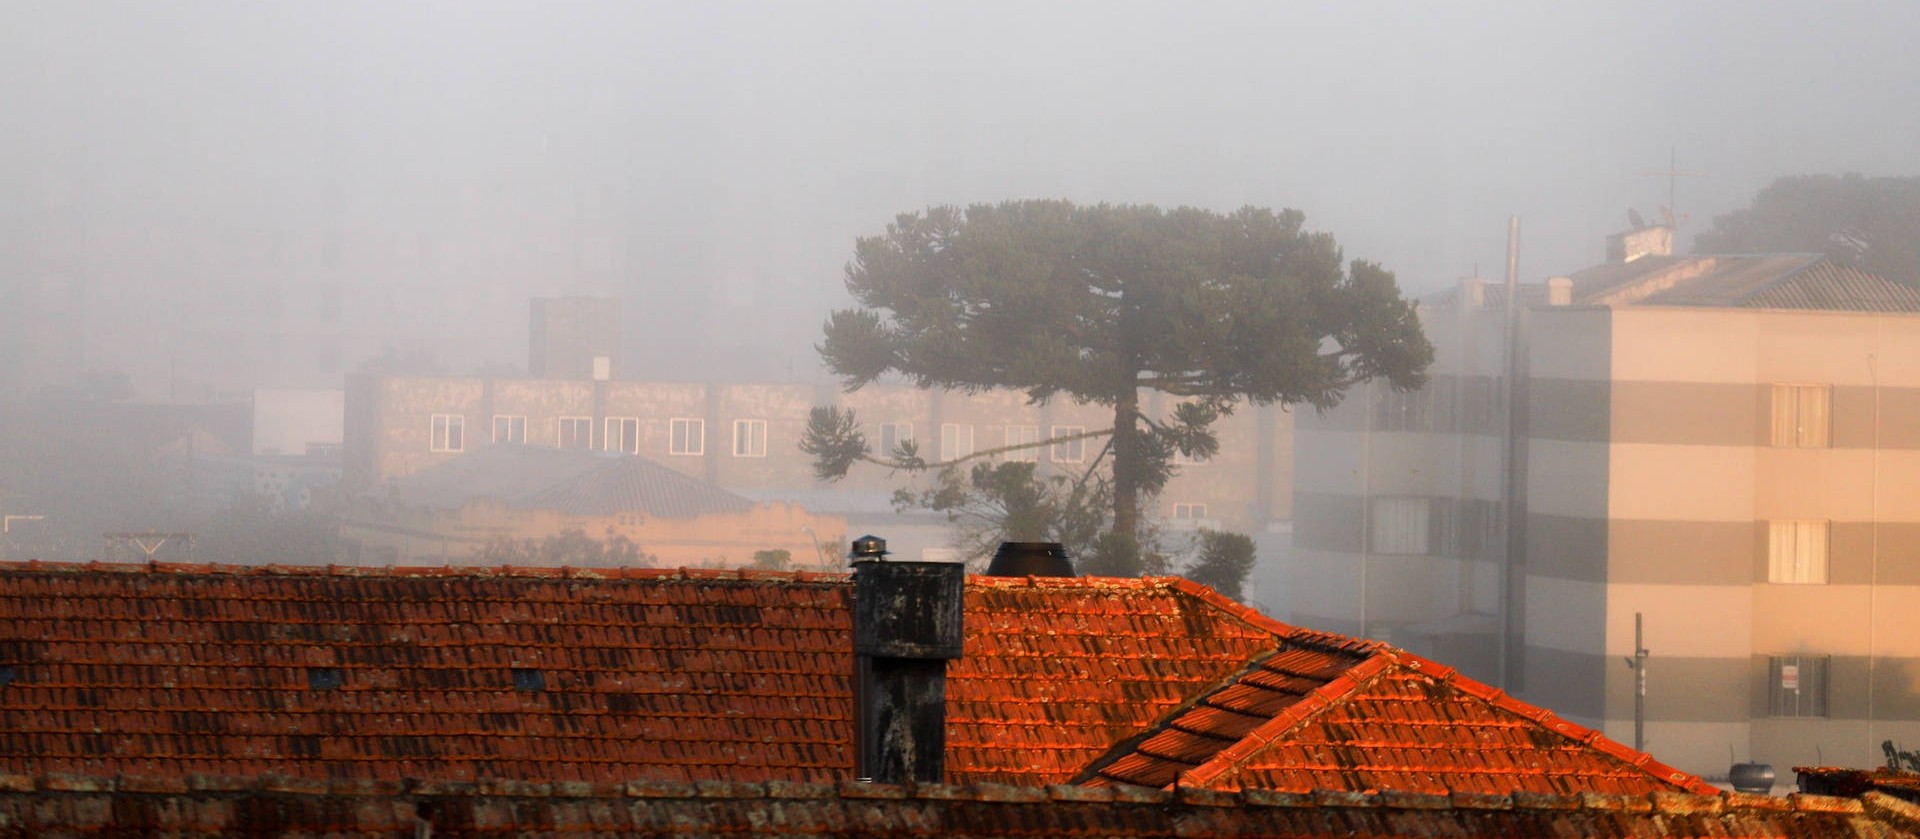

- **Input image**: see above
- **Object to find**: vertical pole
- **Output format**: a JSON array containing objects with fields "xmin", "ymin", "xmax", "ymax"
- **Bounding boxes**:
[
  {"xmin": 1634, "ymin": 611, "xmax": 1648, "ymax": 752},
  {"xmin": 1496, "ymin": 216, "xmax": 1521, "ymax": 691}
]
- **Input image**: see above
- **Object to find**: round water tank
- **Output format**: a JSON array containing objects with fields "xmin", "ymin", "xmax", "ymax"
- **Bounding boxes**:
[{"xmin": 1729, "ymin": 762, "xmax": 1776, "ymax": 795}]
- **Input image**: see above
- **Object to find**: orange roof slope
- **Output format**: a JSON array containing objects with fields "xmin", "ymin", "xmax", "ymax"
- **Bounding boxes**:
[
  {"xmin": 1081, "ymin": 638, "xmax": 1713, "ymax": 796},
  {"xmin": 0, "ymin": 563, "xmax": 1277, "ymax": 786}
]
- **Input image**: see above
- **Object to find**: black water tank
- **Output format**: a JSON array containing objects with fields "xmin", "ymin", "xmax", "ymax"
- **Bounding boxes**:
[{"xmin": 985, "ymin": 542, "xmax": 1075, "ymax": 578}]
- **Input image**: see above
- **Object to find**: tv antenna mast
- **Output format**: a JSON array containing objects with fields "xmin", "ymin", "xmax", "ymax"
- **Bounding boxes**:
[{"xmin": 1641, "ymin": 147, "xmax": 1704, "ymax": 228}]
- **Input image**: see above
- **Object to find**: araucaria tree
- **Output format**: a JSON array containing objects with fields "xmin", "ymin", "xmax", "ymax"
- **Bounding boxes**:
[{"xmin": 811, "ymin": 200, "xmax": 1432, "ymax": 570}]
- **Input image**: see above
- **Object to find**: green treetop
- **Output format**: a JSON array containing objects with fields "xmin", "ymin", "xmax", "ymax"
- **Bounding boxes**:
[{"xmin": 810, "ymin": 200, "xmax": 1432, "ymax": 572}]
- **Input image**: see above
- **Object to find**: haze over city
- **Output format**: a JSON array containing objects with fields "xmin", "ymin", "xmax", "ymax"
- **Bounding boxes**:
[{"xmin": 7, "ymin": 1, "xmax": 1920, "ymax": 390}]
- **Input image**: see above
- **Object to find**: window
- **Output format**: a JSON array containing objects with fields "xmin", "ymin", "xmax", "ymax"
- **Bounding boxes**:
[
  {"xmin": 1005, "ymin": 425, "xmax": 1040, "ymax": 462},
  {"xmin": 1768, "ymin": 520, "xmax": 1830, "ymax": 584},
  {"xmin": 430, "ymin": 414, "xmax": 464, "ymax": 452},
  {"xmin": 879, "ymin": 423, "xmax": 914, "ymax": 458},
  {"xmin": 1051, "ymin": 425, "xmax": 1086, "ymax": 463},
  {"xmin": 558, "ymin": 416, "xmax": 593, "ymax": 450},
  {"xmin": 733, "ymin": 419, "xmax": 767, "ymax": 457},
  {"xmin": 1173, "ymin": 503, "xmax": 1208, "ymax": 520},
  {"xmin": 1771, "ymin": 384, "xmax": 1831, "ymax": 448},
  {"xmin": 492, "ymin": 415, "xmax": 526, "ymax": 444},
  {"xmin": 1369, "ymin": 497, "xmax": 1430, "ymax": 555},
  {"xmin": 1767, "ymin": 655, "xmax": 1828, "ymax": 717},
  {"xmin": 605, "ymin": 417, "xmax": 640, "ymax": 454},
  {"xmin": 670, "ymin": 418, "xmax": 705, "ymax": 456},
  {"xmin": 1374, "ymin": 385, "xmax": 1433, "ymax": 432},
  {"xmin": 940, "ymin": 423, "xmax": 974, "ymax": 461}
]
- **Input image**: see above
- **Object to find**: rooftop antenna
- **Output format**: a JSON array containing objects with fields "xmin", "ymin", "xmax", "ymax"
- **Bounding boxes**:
[{"xmin": 1641, "ymin": 147, "xmax": 1704, "ymax": 229}]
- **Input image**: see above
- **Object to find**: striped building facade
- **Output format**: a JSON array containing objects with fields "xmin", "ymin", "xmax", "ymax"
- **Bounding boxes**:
[{"xmin": 1291, "ymin": 234, "xmax": 1920, "ymax": 778}]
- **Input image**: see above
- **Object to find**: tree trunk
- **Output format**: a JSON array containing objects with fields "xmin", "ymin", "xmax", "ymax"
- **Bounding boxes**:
[{"xmin": 1110, "ymin": 389, "xmax": 1140, "ymax": 543}]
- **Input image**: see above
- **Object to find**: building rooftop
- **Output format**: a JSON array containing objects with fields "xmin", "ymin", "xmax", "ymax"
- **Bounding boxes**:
[
  {"xmin": 1572, "ymin": 253, "xmax": 1920, "ymax": 312},
  {"xmin": 1424, "ymin": 254, "xmax": 1920, "ymax": 314},
  {"xmin": 375, "ymin": 444, "xmax": 755, "ymax": 518},
  {"xmin": 0, "ymin": 562, "xmax": 1708, "ymax": 797}
]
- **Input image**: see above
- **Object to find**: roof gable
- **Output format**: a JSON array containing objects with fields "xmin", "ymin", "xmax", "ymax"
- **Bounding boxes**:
[{"xmin": 1081, "ymin": 646, "xmax": 1711, "ymax": 796}]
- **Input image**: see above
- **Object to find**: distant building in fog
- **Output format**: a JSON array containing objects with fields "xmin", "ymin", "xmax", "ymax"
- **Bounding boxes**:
[
  {"xmin": 1291, "ymin": 224, "xmax": 1920, "ymax": 779},
  {"xmin": 529, "ymin": 296, "xmax": 622, "ymax": 381},
  {"xmin": 341, "ymin": 299, "xmax": 1296, "ymax": 577}
]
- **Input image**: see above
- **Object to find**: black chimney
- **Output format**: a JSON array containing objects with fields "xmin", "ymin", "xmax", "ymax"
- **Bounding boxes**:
[
  {"xmin": 849, "ymin": 535, "xmax": 964, "ymax": 784},
  {"xmin": 984, "ymin": 541, "xmax": 1075, "ymax": 577}
]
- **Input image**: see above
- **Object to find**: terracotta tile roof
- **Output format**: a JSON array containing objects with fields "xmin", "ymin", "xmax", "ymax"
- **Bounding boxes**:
[
  {"xmin": 1080, "ymin": 635, "xmax": 1712, "ymax": 796},
  {"xmin": 0, "ymin": 563, "xmax": 1278, "ymax": 788},
  {"xmin": 6, "ymin": 774, "xmax": 1917, "ymax": 838},
  {"xmin": 0, "ymin": 563, "xmax": 1707, "ymax": 798}
]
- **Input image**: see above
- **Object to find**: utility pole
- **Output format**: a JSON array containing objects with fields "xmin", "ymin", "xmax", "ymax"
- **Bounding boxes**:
[{"xmin": 1625, "ymin": 612, "xmax": 1649, "ymax": 752}]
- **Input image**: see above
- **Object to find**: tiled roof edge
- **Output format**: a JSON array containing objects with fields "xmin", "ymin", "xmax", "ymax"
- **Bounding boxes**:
[
  {"xmin": 1162, "ymin": 577, "xmax": 1386, "ymax": 655},
  {"xmin": 1862, "ymin": 791, "xmax": 1920, "ymax": 834},
  {"xmin": 0, "ymin": 773, "xmax": 1871, "ymax": 815},
  {"xmin": 1178, "ymin": 654, "xmax": 1400, "ymax": 789},
  {"xmin": 0, "ymin": 560, "xmax": 851, "ymax": 583},
  {"xmin": 1388, "ymin": 651, "xmax": 1720, "ymax": 796}
]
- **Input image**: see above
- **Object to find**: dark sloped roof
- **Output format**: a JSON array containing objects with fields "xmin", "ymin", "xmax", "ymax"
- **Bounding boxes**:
[
  {"xmin": 1428, "ymin": 254, "xmax": 1920, "ymax": 314},
  {"xmin": 0, "ymin": 563, "xmax": 1708, "ymax": 797},
  {"xmin": 1570, "ymin": 254, "xmax": 1920, "ymax": 312},
  {"xmin": 8, "ymin": 776, "xmax": 1918, "ymax": 838},
  {"xmin": 381, "ymin": 444, "xmax": 753, "ymax": 518}
]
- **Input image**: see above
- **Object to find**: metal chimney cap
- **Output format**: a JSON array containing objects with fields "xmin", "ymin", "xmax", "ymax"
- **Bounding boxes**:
[{"xmin": 848, "ymin": 534, "xmax": 890, "ymax": 563}]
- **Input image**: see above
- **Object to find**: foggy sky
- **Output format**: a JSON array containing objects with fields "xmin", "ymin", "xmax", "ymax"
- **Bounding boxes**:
[{"xmin": 6, "ymin": 1, "xmax": 1920, "ymax": 393}]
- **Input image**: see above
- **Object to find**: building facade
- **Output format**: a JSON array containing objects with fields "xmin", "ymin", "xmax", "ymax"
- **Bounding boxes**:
[
  {"xmin": 342, "ymin": 375, "xmax": 1295, "ymax": 565},
  {"xmin": 1292, "ymin": 232, "xmax": 1920, "ymax": 778}
]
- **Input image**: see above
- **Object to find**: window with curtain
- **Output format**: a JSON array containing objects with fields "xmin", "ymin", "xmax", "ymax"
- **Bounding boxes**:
[
  {"xmin": 1369, "ymin": 497, "xmax": 1430, "ymax": 555},
  {"xmin": 1770, "ymin": 384, "xmax": 1831, "ymax": 448},
  {"xmin": 1768, "ymin": 519, "xmax": 1830, "ymax": 584}
]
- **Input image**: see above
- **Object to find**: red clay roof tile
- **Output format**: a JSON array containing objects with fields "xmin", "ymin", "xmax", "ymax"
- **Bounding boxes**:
[
  {"xmin": 0, "ymin": 563, "xmax": 1286, "ymax": 788},
  {"xmin": 0, "ymin": 561, "xmax": 1716, "ymax": 800},
  {"xmin": 9, "ymin": 775, "xmax": 1914, "ymax": 838}
]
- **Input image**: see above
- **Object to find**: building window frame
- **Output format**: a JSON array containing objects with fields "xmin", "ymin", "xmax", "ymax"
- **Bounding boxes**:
[
  {"xmin": 1173, "ymin": 502, "xmax": 1208, "ymax": 520},
  {"xmin": 940, "ymin": 423, "xmax": 975, "ymax": 461},
  {"xmin": 1767, "ymin": 519, "xmax": 1830, "ymax": 584},
  {"xmin": 605, "ymin": 417, "xmax": 640, "ymax": 454},
  {"xmin": 878, "ymin": 423, "xmax": 914, "ymax": 460},
  {"xmin": 1766, "ymin": 654, "xmax": 1829, "ymax": 718},
  {"xmin": 1050, "ymin": 425, "xmax": 1086, "ymax": 464},
  {"xmin": 733, "ymin": 419, "xmax": 768, "ymax": 458},
  {"xmin": 492, "ymin": 415, "xmax": 526, "ymax": 445},
  {"xmin": 1368, "ymin": 497, "xmax": 1431, "ymax": 555},
  {"xmin": 1770, "ymin": 383, "xmax": 1831, "ymax": 448},
  {"xmin": 670, "ymin": 418, "xmax": 705, "ymax": 457},
  {"xmin": 558, "ymin": 416, "xmax": 593, "ymax": 450},
  {"xmin": 430, "ymin": 414, "xmax": 465, "ymax": 453},
  {"xmin": 1004, "ymin": 425, "xmax": 1040, "ymax": 462}
]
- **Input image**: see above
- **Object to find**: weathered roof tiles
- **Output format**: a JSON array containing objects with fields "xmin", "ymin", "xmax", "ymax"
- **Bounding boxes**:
[{"xmin": 0, "ymin": 562, "xmax": 1711, "ymax": 798}]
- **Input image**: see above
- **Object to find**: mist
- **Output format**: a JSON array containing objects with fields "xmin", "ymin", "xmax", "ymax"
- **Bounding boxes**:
[{"xmin": 5, "ymin": 0, "xmax": 1920, "ymax": 393}]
